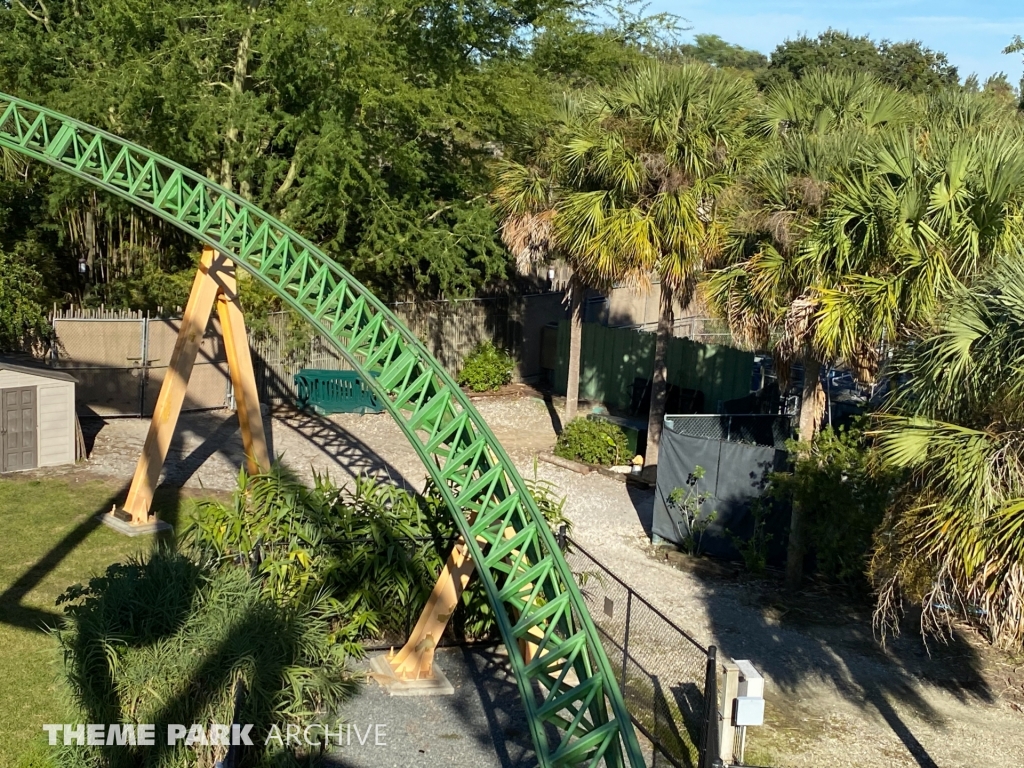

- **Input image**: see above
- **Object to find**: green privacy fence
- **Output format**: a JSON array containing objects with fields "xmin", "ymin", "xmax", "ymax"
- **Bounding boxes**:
[{"xmin": 553, "ymin": 321, "xmax": 754, "ymax": 413}]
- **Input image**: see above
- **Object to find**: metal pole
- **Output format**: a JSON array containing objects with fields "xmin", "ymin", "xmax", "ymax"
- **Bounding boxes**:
[
  {"xmin": 622, "ymin": 590, "xmax": 632, "ymax": 687},
  {"xmin": 700, "ymin": 645, "xmax": 724, "ymax": 768}
]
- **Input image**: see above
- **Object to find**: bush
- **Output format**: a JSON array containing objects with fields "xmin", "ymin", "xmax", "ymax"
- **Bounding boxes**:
[
  {"xmin": 555, "ymin": 417, "xmax": 630, "ymax": 466},
  {"xmin": 54, "ymin": 550, "xmax": 354, "ymax": 768},
  {"xmin": 185, "ymin": 462, "xmax": 573, "ymax": 646},
  {"xmin": 457, "ymin": 341, "xmax": 514, "ymax": 391},
  {"xmin": 667, "ymin": 466, "xmax": 718, "ymax": 556},
  {"xmin": 770, "ymin": 419, "xmax": 899, "ymax": 588}
]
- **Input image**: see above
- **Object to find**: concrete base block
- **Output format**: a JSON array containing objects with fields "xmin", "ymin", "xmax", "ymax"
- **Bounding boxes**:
[
  {"xmin": 367, "ymin": 653, "xmax": 455, "ymax": 696},
  {"xmin": 97, "ymin": 513, "xmax": 173, "ymax": 537}
]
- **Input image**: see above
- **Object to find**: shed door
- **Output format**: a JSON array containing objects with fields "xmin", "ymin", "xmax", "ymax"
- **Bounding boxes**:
[{"xmin": 1, "ymin": 387, "xmax": 37, "ymax": 472}]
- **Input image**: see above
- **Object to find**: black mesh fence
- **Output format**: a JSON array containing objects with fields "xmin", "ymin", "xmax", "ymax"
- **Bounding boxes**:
[
  {"xmin": 563, "ymin": 538, "xmax": 717, "ymax": 768},
  {"xmin": 663, "ymin": 414, "xmax": 792, "ymax": 449}
]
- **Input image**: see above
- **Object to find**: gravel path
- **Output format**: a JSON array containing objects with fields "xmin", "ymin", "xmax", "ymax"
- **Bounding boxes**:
[
  {"xmin": 326, "ymin": 647, "xmax": 536, "ymax": 768},
  {"xmin": 77, "ymin": 394, "xmax": 1024, "ymax": 768}
]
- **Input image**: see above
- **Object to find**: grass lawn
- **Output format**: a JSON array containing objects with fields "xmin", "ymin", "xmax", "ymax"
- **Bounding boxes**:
[{"xmin": 0, "ymin": 471, "xmax": 216, "ymax": 767}]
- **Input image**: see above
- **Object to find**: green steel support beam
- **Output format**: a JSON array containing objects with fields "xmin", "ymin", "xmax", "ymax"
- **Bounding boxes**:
[{"xmin": 0, "ymin": 92, "xmax": 646, "ymax": 768}]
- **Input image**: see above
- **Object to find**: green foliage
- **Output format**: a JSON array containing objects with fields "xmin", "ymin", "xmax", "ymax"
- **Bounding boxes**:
[
  {"xmin": 0, "ymin": 0, "xmax": 686, "ymax": 308},
  {"xmin": 185, "ymin": 462, "xmax": 573, "ymax": 646},
  {"xmin": 184, "ymin": 465, "xmax": 450, "ymax": 650},
  {"xmin": 555, "ymin": 417, "xmax": 630, "ymax": 466},
  {"xmin": 770, "ymin": 420, "xmax": 898, "ymax": 587},
  {"xmin": 728, "ymin": 496, "xmax": 773, "ymax": 575},
  {"xmin": 457, "ymin": 341, "xmax": 514, "ymax": 392},
  {"xmin": 13, "ymin": 744, "xmax": 56, "ymax": 768},
  {"xmin": 676, "ymin": 34, "xmax": 768, "ymax": 74},
  {"xmin": 762, "ymin": 30, "xmax": 959, "ymax": 93},
  {"xmin": 0, "ymin": 247, "xmax": 49, "ymax": 352},
  {"xmin": 667, "ymin": 466, "xmax": 718, "ymax": 557},
  {"xmin": 54, "ymin": 549, "xmax": 355, "ymax": 768},
  {"xmin": 873, "ymin": 261, "xmax": 1024, "ymax": 649}
]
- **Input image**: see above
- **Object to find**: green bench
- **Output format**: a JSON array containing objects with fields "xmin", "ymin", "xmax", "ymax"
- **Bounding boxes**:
[{"xmin": 294, "ymin": 369, "xmax": 384, "ymax": 415}]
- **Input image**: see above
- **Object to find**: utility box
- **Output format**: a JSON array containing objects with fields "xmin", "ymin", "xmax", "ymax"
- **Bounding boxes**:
[
  {"xmin": 720, "ymin": 658, "xmax": 766, "ymax": 764},
  {"xmin": 736, "ymin": 659, "xmax": 764, "ymax": 698},
  {"xmin": 734, "ymin": 696, "xmax": 765, "ymax": 727}
]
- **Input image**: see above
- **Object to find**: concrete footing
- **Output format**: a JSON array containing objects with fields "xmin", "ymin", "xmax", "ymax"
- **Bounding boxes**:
[
  {"xmin": 97, "ymin": 513, "xmax": 173, "ymax": 537},
  {"xmin": 367, "ymin": 653, "xmax": 455, "ymax": 696}
]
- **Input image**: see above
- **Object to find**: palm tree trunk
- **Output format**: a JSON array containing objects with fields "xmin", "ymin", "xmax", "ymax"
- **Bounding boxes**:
[
  {"xmin": 786, "ymin": 355, "xmax": 826, "ymax": 590},
  {"xmin": 644, "ymin": 282, "xmax": 674, "ymax": 480},
  {"xmin": 564, "ymin": 278, "xmax": 584, "ymax": 424}
]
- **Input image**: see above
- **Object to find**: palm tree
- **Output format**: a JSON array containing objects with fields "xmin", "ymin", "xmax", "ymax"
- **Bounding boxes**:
[
  {"xmin": 704, "ymin": 71, "xmax": 917, "ymax": 586},
  {"xmin": 707, "ymin": 71, "xmax": 917, "ymax": 440},
  {"xmin": 710, "ymin": 77, "xmax": 1024, "ymax": 588},
  {"xmin": 493, "ymin": 134, "xmax": 604, "ymax": 425},
  {"xmin": 497, "ymin": 61, "xmax": 757, "ymax": 468},
  {"xmin": 872, "ymin": 259, "xmax": 1024, "ymax": 650}
]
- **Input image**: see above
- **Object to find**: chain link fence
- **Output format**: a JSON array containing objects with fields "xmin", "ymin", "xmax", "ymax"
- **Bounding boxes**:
[
  {"xmin": 663, "ymin": 414, "xmax": 792, "ymax": 450},
  {"xmin": 563, "ymin": 537, "xmax": 720, "ymax": 768}
]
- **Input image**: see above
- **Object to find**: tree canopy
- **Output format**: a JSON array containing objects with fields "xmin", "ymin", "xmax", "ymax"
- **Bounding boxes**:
[
  {"xmin": 761, "ymin": 30, "xmax": 960, "ymax": 94},
  {"xmin": 0, "ymin": 0, "xmax": 673, "ymax": 308}
]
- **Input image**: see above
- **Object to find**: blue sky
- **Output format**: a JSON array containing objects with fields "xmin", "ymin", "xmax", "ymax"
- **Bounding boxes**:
[{"xmin": 649, "ymin": 1, "xmax": 1024, "ymax": 82}]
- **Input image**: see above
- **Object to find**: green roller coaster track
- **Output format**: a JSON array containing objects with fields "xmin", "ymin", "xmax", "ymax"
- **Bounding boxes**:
[{"xmin": 0, "ymin": 92, "xmax": 645, "ymax": 768}]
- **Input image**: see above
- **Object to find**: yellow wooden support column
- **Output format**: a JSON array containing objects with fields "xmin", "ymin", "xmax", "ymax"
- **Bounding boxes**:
[
  {"xmin": 386, "ymin": 527, "xmax": 545, "ymax": 682},
  {"xmin": 216, "ymin": 265, "xmax": 271, "ymax": 474},
  {"xmin": 389, "ymin": 537, "xmax": 476, "ymax": 680},
  {"xmin": 121, "ymin": 247, "xmax": 223, "ymax": 523},
  {"xmin": 119, "ymin": 246, "xmax": 270, "ymax": 525}
]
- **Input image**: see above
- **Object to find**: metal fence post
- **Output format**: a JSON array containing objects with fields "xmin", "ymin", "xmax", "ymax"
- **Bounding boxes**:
[
  {"xmin": 700, "ymin": 645, "xmax": 724, "ymax": 768},
  {"xmin": 622, "ymin": 589, "xmax": 632, "ymax": 687}
]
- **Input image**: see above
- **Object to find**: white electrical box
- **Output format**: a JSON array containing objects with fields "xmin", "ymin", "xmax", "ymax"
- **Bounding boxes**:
[
  {"xmin": 735, "ymin": 659, "xmax": 764, "ymax": 698},
  {"xmin": 734, "ymin": 696, "xmax": 765, "ymax": 726}
]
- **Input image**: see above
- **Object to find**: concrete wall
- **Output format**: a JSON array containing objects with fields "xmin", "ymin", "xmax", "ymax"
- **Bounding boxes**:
[{"xmin": 0, "ymin": 370, "xmax": 75, "ymax": 468}]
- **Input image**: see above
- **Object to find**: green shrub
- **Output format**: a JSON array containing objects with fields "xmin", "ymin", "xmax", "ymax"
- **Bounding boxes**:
[
  {"xmin": 728, "ymin": 496, "xmax": 773, "ymax": 575},
  {"xmin": 54, "ymin": 550, "xmax": 354, "ymax": 768},
  {"xmin": 770, "ymin": 419, "xmax": 900, "ymax": 588},
  {"xmin": 185, "ymin": 465, "xmax": 453, "ymax": 650},
  {"xmin": 457, "ymin": 341, "xmax": 514, "ymax": 391},
  {"xmin": 185, "ymin": 462, "xmax": 573, "ymax": 645},
  {"xmin": 667, "ymin": 466, "xmax": 718, "ymax": 556},
  {"xmin": 554, "ymin": 417, "xmax": 630, "ymax": 466}
]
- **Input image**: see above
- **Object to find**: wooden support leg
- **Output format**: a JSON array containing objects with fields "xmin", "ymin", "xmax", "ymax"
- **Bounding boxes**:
[
  {"xmin": 121, "ymin": 247, "xmax": 224, "ymax": 523},
  {"xmin": 390, "ymin": 537, "xmax": 476, "ymax": 680},
  {"xmin": 217, "ymin": 267, "xmax": 271, "ymax": 474},
  {"xmin": 120, "ymin": 247, "xmax": 270, "ymax": 524},
  {"xmin": 389, "ymin": 527, "xmax": 545, "ymax": 681}
]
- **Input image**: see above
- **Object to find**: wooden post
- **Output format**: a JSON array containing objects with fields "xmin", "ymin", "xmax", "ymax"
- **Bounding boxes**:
[
  {"xmin": 216, "ymin": 266, "xmax": 270, "ymax": 474},
  {"xmin": 719, "ymin": 657, "xmax": 741, "ymax": 764},
  {"xmin": 390, "ymin": 537, "xmax": 476, "ymax": 680},
  {"xmin": 119, "ymin": 246, "xmax": 270, "ymax": 524},
  {"xmin": 121, "ymin": 247, "xmax": 223, "ymax": 523},
  {"xmin": 388, "ymin": 526, "xmax": 545, "ymax": 681}
]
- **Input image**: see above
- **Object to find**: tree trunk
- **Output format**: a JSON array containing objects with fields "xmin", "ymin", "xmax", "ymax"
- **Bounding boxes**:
[
  {"xmin": 644, "ymin": 282, "xmax": 674, "ymax": 481},
  {"xmin": 564, "ymin": 278, "xmax": 584, "ymax": 425},
  {"xmin": 786, "ymin": 355, "xmax": 826, "ymax": 590},
  {"xmin": 220, "ymin": 20, "xmax": 253, "ymax": 191}
]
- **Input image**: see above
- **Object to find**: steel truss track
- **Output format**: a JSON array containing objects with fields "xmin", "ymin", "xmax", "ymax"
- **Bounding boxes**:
[{"xmin": 0, "ymin": 92, "xmax": 644, "ymax": 768}]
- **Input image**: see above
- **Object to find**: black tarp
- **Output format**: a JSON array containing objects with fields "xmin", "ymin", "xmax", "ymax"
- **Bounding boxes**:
[{"xmin": 652, "ymin": 425, "xmax": 790, "ymax": 561}]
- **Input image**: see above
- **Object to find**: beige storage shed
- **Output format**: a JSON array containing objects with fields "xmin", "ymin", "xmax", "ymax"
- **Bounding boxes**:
[{"xmin": 0, "ymin": 359, "xmax": 78, "ymax": 473}]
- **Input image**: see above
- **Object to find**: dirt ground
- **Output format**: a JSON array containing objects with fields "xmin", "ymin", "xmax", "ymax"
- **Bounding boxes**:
[{"xmin": 72, "ymin": 389, "xmax": 1024, "ymax": 768}]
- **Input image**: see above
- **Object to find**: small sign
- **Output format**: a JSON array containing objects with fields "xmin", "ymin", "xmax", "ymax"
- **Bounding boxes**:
[{"xmin": 603, "ymin": 597, "xmax": 614, "ymax": 618}]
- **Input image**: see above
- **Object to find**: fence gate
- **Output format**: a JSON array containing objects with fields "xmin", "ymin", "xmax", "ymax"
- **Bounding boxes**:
[{"xmin": 52, "ymin": 308, "xmax": 232, "ymax": 417}]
